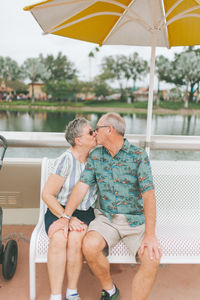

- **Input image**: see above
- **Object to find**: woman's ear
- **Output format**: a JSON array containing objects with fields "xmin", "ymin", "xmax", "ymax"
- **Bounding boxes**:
[{"xmin": 74, "ymin": 137, "xmax": 82, "ymax": 146}]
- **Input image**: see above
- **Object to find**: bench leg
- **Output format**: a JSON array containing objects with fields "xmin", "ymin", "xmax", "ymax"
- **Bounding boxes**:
[{"xmin": 29, "ymin": 259, "xmax": 36, "ymax": 300}]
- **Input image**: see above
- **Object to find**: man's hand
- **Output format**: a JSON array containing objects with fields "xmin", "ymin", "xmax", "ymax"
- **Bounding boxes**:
[
  {"xmin": 140, "ymin": 235, "xmax": 162, "ymax": 260},
  {"xmin": 48, "ymin": 218, "xmax": 69, "ymax": 239},
  {"xmin": 69, "ymin": 217, "xmax": 85, "ymax": 232}
]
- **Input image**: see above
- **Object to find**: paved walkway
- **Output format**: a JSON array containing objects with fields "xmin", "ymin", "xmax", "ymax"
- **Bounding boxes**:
[{"xmin": 1, "ymin": 225, "xmax": 200, "ymax": 300}]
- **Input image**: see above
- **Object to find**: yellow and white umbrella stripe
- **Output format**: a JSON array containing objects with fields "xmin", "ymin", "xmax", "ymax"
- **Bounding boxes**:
[{"xmin": 24, "ymin": 0, "xmax": 200, "ymax": 47}]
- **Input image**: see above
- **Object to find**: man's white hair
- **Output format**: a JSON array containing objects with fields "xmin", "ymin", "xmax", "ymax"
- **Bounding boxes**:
[{"xmin": 103, "ymin": 113, "xmax": 126, "ymax": 136}]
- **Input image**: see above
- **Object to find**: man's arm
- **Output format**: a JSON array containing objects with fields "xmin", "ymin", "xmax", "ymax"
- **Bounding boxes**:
[
  {"xmin": 140, "ymin": 189, "xmax": 162, "ymax": 260},
  {"xmin": 48, "ymin": 181, "xmax": 90, "ymax": 238},
  {"xmin": 64, "ymin": 181, "xmax": 90, "ymax": 216}
]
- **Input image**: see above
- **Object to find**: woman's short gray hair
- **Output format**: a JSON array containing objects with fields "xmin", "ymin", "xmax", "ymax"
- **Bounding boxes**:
[
  {"xmin": 103, "ymin": 113, "xmax": 126, "ymax": 136},
  {"xmin": 65, "ymin": 118, "xmax": 89, "ymax": 146}
]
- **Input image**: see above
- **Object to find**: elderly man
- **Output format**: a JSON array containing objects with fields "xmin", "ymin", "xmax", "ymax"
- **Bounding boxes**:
[{"xmin": 52, "ymin": 113, "xmax": 161, "ymax": 300}]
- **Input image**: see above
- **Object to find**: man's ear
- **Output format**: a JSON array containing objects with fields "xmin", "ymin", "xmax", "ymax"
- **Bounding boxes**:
[{"xmin": 108, "ymin": 126, "xmax": 113, "ymax": 135}]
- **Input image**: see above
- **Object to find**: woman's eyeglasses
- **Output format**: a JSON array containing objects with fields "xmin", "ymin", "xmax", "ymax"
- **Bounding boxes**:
[
  {"xmin": 88, "ymin": 130, "xmax": 94, "ymax": 136},
  {"xmin": 78, "ymin": 129, "xmax": 94, "ymax": 137}
]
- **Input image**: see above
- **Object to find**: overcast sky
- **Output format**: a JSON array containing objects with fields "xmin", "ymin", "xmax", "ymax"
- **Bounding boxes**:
[{"xmin": 0, "ymin": 0, "xmax": 196, "ymax": 88}]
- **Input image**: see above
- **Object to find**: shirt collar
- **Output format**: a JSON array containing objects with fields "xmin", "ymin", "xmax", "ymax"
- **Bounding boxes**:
[
  {"xmin": 103, "ymin": 138, "xmax": 131, "ymax": 156},
  {"xmin": 121, "ymin": 138, "xmax": 131, "ymax": 152}
]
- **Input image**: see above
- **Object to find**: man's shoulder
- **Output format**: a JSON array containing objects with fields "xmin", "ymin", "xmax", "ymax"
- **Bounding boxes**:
[{"xmin": 127, "ymin": 143, "xmax": 146, "ymax": 157}]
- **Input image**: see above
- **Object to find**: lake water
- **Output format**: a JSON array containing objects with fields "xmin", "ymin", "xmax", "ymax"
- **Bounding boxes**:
[{"xmin": 0, "ymin": 110, "xmax": 200, "ymax": 160}]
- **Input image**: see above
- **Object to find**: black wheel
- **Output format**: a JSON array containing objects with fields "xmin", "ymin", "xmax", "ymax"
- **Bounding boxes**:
[{"xmin": 2, "ymin": 240, "xmax": 18, "ymax": 280}]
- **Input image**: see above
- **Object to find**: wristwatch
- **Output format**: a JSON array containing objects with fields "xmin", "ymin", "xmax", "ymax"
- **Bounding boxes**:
[{"xmin": 59, "ymin": 213, "xmax": 71, "ymax": 221}]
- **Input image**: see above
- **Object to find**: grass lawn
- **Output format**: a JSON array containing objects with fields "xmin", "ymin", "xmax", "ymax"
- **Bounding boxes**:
[{"xmin": 0, "ymin": 99, "xmax": 200, "ymax": 114}]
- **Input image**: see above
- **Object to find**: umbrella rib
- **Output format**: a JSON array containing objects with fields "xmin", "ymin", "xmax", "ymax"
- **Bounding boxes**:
[
  {"xmin": 45, "ymin": 12, "xmax": 122, "ymax": 34},
  {"xmin": 42, "ymin": 0, "xmax": 95, "ymax": 34},
  {"xmin": 126, "ymin": 1, "xmax": 152, "ymax": 29},
  {"xmin": 30, "ymin": 0, "xmax": 94, "ymax": 10},
  {"xmin": 101, "ymin": 0, "xmax": 152, "ymax": 45},
  {"xmin": 30, "ymin": 0, "xmax": 128, "ymax": 10},
  {"xmin": 158, "ymin": 0, "xmax": 169, "ymax": 49},
  {"xmin": 100, "ymin": 0, "xmax": 128, "ymax": 10},
  {"xmin": 167, "ymin": 13, "xmax": 200, "ymax": 26},
  {"xmin": 94, "ymin": 0, "xmax": 149, "ymax": 25},
  {"xmin": 159, "ymin": 4, "xmax": 200, "ymax": 29},
  {"xmin": 39, "ymin": 0, "xmax": 129, "ymax": 35},
  {"xmin": 102, "ymin": 17, "xmax": 152, "ymax": 45},
  {"xmin": 165, "ymin": 0, "xmax": 183, "ymax": 19},
  {"xmin": 166, "ymin": 5, "xmax": 200, "ymax": 26}
]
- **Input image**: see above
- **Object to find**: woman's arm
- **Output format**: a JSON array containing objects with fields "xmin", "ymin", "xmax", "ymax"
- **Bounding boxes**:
[{"xmin": 42, "ymin": 173, "xmax": 65, "ymax": 217}]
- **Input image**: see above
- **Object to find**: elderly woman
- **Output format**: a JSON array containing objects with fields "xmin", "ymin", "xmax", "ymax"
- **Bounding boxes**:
[{"xmin": 42, "ymin": 118, "xmax": 97, "ymax": 300}]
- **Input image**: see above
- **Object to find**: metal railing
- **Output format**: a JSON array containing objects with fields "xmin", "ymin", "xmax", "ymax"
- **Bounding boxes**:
[{"xmin": 1, "ymin": 131, "xmax": 200, "ymax": 151}]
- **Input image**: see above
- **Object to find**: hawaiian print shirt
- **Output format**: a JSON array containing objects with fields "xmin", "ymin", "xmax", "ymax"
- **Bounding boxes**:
[{"xmin": 80, "ymin": 139, "xmax": 154, "ymax": 227}]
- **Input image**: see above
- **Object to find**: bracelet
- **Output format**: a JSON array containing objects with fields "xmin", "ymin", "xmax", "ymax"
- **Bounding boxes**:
[{"xmin": 59, "ymin": 213, "xmax": 71, "ymax": 221}]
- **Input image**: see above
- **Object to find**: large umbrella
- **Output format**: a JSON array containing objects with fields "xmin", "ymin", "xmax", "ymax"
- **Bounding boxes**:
[{"xmin": 24, "ymin": 0, "xmax": 200, "ymax": 154}]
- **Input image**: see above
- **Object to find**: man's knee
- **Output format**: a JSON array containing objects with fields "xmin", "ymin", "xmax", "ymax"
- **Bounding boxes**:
[
  {"xmin": 138, "ymin": 248, "xmax": 160, "ymax": 271},
  {"xmin": 83, "ymin": 231, "xmax": 106, "ymax": 257}
]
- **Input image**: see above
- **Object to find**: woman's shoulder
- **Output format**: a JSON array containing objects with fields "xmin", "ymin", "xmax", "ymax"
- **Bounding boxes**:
[
  {"xmin": 51, "ymin": 149, "xmax": 73, "ymax": 176},
  {"xmin": 53, "ymin": 149, "xmax": 73, "ymax": 165}
]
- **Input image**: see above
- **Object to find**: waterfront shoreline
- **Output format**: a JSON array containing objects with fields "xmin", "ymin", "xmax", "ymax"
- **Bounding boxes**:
[{"xmin": 1, "ymin": 104, "xmax": 200, "ymax": 115}]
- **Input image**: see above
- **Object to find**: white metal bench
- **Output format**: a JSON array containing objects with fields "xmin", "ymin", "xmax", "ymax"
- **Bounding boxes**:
[{"xmin": 29, "ymin": 157, "xmax": 200, "ymax": 300}]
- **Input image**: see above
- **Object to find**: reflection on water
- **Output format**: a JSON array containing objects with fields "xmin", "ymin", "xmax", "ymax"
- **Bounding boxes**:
[{"xmin": 1, "ymin": 110, "xmax": 200, "ymax": 160}]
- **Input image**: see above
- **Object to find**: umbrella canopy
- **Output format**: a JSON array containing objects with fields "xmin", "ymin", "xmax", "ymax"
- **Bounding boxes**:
[
  {"xmin": 24, "ymin": 0, "xmax": 200, "ymax": 153},
  {"xmin": 24, "ymin": 0, "xmax": 200, "ymax": 47}
]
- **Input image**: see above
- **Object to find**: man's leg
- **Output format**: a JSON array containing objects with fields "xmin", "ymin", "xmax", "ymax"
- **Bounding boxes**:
[
  {"xmin": 47, "ymin": 230, "xmax": 67, "ymax": 295},
  {"xmin": 83, "ymin": 230, "xmax": 113, "ymax": 290},
  {"xmin": 66, "ymin": 225, "xmax": 87, "ymax": 290},
  {"xmin": 130, "ymin": 248, "xmax": 160, "ymax": 300}
]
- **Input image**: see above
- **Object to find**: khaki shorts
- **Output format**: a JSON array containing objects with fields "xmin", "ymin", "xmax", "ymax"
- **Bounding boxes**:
[{"xmin": 88, "ymin": 209, "xmax": 145, "ymax": 261}]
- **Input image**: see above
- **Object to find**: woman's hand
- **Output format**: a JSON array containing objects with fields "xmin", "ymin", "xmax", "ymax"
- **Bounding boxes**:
[
  {"xmin": 48, "ymin": 218, "xmax": 69, "ymax": 239},
  {"xmin": 69, "ymin": 217, "xmax": 85, "ymax": 232}
]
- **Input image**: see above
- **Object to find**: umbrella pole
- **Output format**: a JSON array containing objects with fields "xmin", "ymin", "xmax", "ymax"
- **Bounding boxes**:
[{"xmin": 145, "ymin": 30, "xmax": 157, "ymax": 156}]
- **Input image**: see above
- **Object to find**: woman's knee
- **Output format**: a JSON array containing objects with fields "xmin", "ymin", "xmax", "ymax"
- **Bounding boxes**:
[
  {"xmin": 49, "ymin": 230, "xmax": 67, "ymax": 250},
  {"xmin": 67, "ymin": 230, "xmax": 86, "ymax": 252}
]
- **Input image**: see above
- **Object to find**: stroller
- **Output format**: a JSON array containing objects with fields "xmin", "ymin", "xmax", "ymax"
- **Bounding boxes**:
[{"xmin": 0, "ymin": 135, "xmax": 18, "ymax": 280}]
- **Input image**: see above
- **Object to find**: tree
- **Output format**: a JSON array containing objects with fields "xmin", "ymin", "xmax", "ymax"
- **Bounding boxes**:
[
  {"xmin": 92, "ymin": 76, "xmax": 110, "ymax": 99},
  {"xmin": 173, "ymin": 50, "xmax": 200, "ymax": 108},
  {"xmin": 0, "ymin": 56, "xmax": 22, "ymax": 85},
  {"xmin": 100, "ymin": 53, "xmax": 149, "ymax": 102},
  {"xmin": 39, "ymin": 52, "xmax": 77, "ymax": 82},
  {"xmin": 155, "ymin": 55, "xmax": 171, "ymax": 105},
  {"xmin": 155, "ymin": 48, "xmax": 200, "ymax": 108},
  {"xmin": 100, "ymin": 55, "xmax": 127, "ymax": 100},
  {"xmin": 88, "ymin": 47, "xmax": 100, "ymax": 81},
  {"xmin": 125, "ymin": 52, "xmax": 149, "ymax": 89},
  {"xmin": 43, "ymin": 78, "xmax": 81, "ymax": 102},
  {"xmin": 39, "ymin": 52, "xmax": 78, "ymax": 101},
  {"xmin": 8, "ymin": 80, "xmax": 28, "ymax": 96},
  {"xmin": 22, "ymin": 57, "xmax": 48, "ymax": 103}
]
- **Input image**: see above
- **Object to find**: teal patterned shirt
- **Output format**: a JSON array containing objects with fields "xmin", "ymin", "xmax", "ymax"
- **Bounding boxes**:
[{"xmin": 80, "ymin": 139, "xmax": 154, "ymax": 227}]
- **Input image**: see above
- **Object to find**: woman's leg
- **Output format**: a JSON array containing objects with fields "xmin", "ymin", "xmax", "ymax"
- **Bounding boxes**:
[
  {"xmin": 66, "ymin": 225, "xmax": 87, "ymax": 289},
  {"xmin": 47, "ymin": 230, "xmax": 67, "ymax": 295}
]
